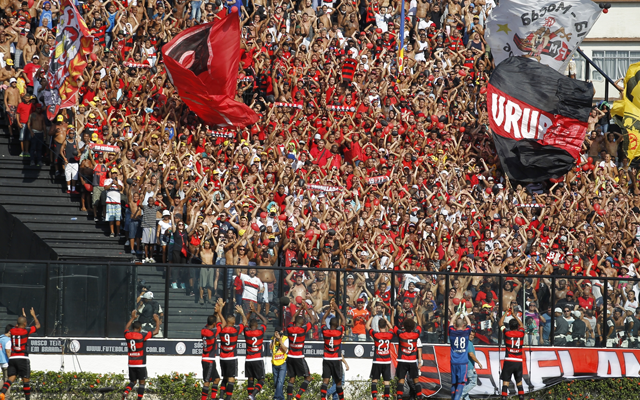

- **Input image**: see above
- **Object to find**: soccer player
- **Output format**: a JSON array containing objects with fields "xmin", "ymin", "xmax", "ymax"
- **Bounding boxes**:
[
  {"xmin": 0, "ymin": 308, "xmax": 40, "ymax": 400},
  {"xmin": 201, "ymin": 303, "xmax": 222, "ymax": 400},
  {"xmin": 244, "ymin": 303, "xmax": 268, "ymax": 400},
  {"xmin": 365, "ymin": 315, "xmax": 393, "ymax": 399},
  {"xmin": 319, "ymin": 300, "xmax": 346, "ymax": 400},
  {"xmin": 285, "ymin": 301, "xmax": 318, "ymax": 400},
  {"xmin": 392, "ymin": 315, "xmax": 423, "ymax": 400},
  {"xmin": 499, "ymin": 306, "xmax": 526, "ymax": 400},
  {"xmin": 216, "ymin": 301, "xmax": 246, "ymax": 400},
  {"xmin": 449, "ymin": 309, "xmax": 471, "ymax": 400},
  {"xmin": 122, "ymin": 309, "xmax": 159, "ymax": 400}
]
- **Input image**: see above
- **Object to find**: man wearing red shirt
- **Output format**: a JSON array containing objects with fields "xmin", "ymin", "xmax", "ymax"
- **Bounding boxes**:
[
  {"xmin": 310, "ymin": 138, "xmax": 332, "ymax": 167},
  {"xmin": 22, "ymin": 55, "xmax": 40, "ymax": 92},
  {"xmin": 16, "ymin": 95, "xmax": 33, "ymax": 157}
]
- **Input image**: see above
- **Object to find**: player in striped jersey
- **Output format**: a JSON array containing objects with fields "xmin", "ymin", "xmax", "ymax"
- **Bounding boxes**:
[
  {"xmin": 244, "ymin": 303, "xmax": 268, "ymax": 400},
  {"xmin": 499, "ymin": 306, "xmax": 525, "ymax": 400},
  {"xmin": 215, "ymin": 301, "xmax": 246, "ymax": 400},
  {"xmin": 122, "ymin": 310, "xmax": 159, "ymax": 400},
  {"xmin": 285, "ymin": 301, "xmax": 317, "ymax": 400},
  {"xmin": 365, "ymin": 316, "xmax": 393, "ymax": 399},
  {"xmin": 0, "ymin": 308, "xmax": 40, "ymax": 400},
  {"xmin": 201, "ymin": 303, "xmax": 223, "ymax": 400},
  {"xmin": 319, "ymin": 300, "xmax": 345, "ymax": 400},
  {"xmin": 392, "ymin": 315, "xmax": 424, "ymax": 400}
]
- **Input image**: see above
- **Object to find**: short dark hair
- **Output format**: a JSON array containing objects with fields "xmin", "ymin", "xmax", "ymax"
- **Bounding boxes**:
[
  {"xmin": 5, "ymin": 324, "xmax": 12, "ymax": 334},
  {"xmin": 132, "ymin": 321, "xmax": 142, "ymax": 331},
  {"xmin": 207, "ymin": 315, "xmax": 216, "ymax": 325},
  {"xmin": 508, "ymin": 319, "xmax": 519, "ymax": 330},
  {"xmin": 378, "ymin": 319, "xmax": 387, "ymax": 329},
  {"xmin": 329, "ymin": 316, "xmax": 339, "ymax": 329},
  {"xmin": 403, "ymin": 317, "xmax": 416, "ymax": 332}
]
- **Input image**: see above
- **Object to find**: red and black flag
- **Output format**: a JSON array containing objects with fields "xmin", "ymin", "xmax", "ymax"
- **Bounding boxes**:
[
  {"xmin": 342, "ymin": 58, "xmax": 357, "ymax": 83},
  {"xmin": 488, "ymin": 56, "xmax": 594, "ymax": 182},
  {"xmin": 162, "ymin": 11, "xmax": 258, "ymax": 128}
]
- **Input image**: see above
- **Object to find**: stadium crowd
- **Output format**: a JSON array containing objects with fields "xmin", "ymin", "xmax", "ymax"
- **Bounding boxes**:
[{"xmin": 2, "ymin": 0, "xmax": 640, "ymax": 351}]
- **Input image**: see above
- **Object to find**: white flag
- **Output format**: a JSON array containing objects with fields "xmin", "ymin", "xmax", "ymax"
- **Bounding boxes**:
[{"xmin": 486, "ymin": 0, "xmax": 602, "ymax": 71}]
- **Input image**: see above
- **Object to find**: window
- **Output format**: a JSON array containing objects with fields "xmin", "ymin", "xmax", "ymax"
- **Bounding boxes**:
[
  {"xmin": 591, "ymin": 50, "xmax": 640, "ymax": 82},
  {"xmin": 573, "ymin": 52, "xmax": 586, "ymax": 81}
]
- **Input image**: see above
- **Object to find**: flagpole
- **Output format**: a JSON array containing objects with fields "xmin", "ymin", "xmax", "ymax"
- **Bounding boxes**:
[{"xmin": 399, "ymin": 0, "xmax": 405, "ymax": 73}]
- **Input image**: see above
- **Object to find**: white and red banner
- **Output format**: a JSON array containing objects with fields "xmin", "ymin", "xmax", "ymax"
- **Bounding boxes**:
[
  {"xmin": 274, "ymin": 102, "xmax": 303, "ymax": 109},
  {"xmin": 366, "ymin": 175, "xmax": 390, "ymax": 185},
  {"xmin": 88, "ymin": 143, "xmax": 120, "ymax": 153},
  {"xmin": 327, "ymin": 105, "xmax": 356, "ymax": 113},
  {"xmin": 206, "ymin": 131, "xmax": 235, "ymax": 138},
  {"xmin": 405, "ymin": 345, "xmax": 640, "ymax": 397},
  {"xmin": 306, "ymin": 184, "xmax": 341, "ymax": 192},
  {"xmin": 123, "ymin": 61, "xmax": 151, "ymax": 69}
]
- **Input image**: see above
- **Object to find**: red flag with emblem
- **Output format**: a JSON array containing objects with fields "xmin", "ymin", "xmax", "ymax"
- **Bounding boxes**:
[{"xmin": 162, "ymin": 11, "xmax": 258, "ymax": 128}]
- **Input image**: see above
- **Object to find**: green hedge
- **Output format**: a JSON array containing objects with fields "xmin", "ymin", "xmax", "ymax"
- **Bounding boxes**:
[
  {"xmin": 3, "ymin": 371, "xmax": 377, "ymax": 399},
  {"xmin": 530, "ymin": 377, "xmax": 640, "ymax": 400},
  {"xmin": 3, "ymin": 371, "xmax": 639, "ymax": 399}
]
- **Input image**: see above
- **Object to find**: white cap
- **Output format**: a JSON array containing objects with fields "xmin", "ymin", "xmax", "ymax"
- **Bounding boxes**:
[
  {"xmin": 554, "ymin": 307, "xmax": 562, "ymax": 313},
  {"xmin": 162, "ymin": 210, "xmax": 170, "ymax": 216},
  {"xmin": 314, "ymin": 133, "xmax": 321, "ymax": 140},
  {"xmin": 9, "ymin": 78, "xmax": 16, "ymax": 83},
  {"xmin": 142, "ymin": 291, "xmax": 154, "ymax": 299}
]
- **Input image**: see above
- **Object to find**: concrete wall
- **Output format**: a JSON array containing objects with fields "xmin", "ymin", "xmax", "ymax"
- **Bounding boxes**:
[
  {"xmin": 30, "ymin": 354, "xmax": 373, "ymax": 382},
  {"xmin": 587, "ymin": 2, "xmax": 640, "ymax": 39}
]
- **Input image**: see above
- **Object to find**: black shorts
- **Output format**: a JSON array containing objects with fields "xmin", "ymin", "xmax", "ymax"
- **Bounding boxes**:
[
  {"xmin": 500, "ymin": 360, "xmax": 523, "ymax": 383},
  {"xmin": 322, "ymin": 359, "xmax": 342, "ymax": 383},
  {"xmin": 220, "ymin": 359, "xmax": 238, "ymax": 378},
  {"xmin": 395, "ymin": 361, "xmax": 419, "ymax": 380},
  {"xmin": 7, "ymin": 359, "xmax": 30, "ymax": 378},
  {"xmin": 286, "ymin": 357, "xmax": 310, "ymax": 378},
  {"xmin": 202, "ymin": 361, "xmax": 220, "ymax": 382},
  {"xmin": 370, "ymin": 363, "xmax": 391, "ymax": 381},
  {"xmin": 128, "ymin": 367, "xmax": 147, "ymax": 382},
  {"xmin": 245, "ymin": 359, "xmax": 265, "ymax": 379}
]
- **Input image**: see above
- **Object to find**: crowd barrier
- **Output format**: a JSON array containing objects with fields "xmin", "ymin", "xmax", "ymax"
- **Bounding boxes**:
[{"xmin": 0, "ymin": 260, "xmax": 636, "ymax": 349}]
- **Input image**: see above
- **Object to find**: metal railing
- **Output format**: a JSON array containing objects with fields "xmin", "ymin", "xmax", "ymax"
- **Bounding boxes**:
[{"xmin": 0, "ymin": 260, "xmax": 636, "ymax": 348}]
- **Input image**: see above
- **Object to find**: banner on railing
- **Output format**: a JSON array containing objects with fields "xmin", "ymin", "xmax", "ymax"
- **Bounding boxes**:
[
  {"xmin": 28, "ymin": 338, "xmax": 640, "ymax": 397},
  {"xmin": 418, "ymin": 345, "xmax": 640, "ymax": 397}
]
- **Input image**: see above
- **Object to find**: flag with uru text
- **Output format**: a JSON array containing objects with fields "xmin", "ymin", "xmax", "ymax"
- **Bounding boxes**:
[{"xmin": 488, "ymin": 56, "xmax": 593, "ymax": 182}]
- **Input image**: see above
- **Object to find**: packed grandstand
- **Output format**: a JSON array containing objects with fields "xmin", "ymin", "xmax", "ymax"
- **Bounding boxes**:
[{"xmin": 1, "ymin": 0, "xmax": 640, "ymax": 398}]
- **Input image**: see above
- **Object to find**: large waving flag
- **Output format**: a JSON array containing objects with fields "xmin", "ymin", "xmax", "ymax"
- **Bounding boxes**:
[
  {"xmin": 486, "ymin": 0, "xmax": 602, "ymax": 71},
  {"xmin": 488, "ymin": 57, "xmax": 593, "ymax": 182},
  {"xmin": 612, "ymin": 62, "xmax": 640, "ymax": 164},
  {"xmin": 46, "ymin": 0, "xmax": 94, "ymax": 112},
  {"xmin": 162, "ymin": 11, "xmax": 258, "ymax": 128}
]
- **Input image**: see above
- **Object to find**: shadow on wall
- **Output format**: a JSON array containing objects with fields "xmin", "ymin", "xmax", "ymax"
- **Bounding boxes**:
[{"xmin": 0, "ymin": 204, "xmax": 58, "ymax": 260}]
